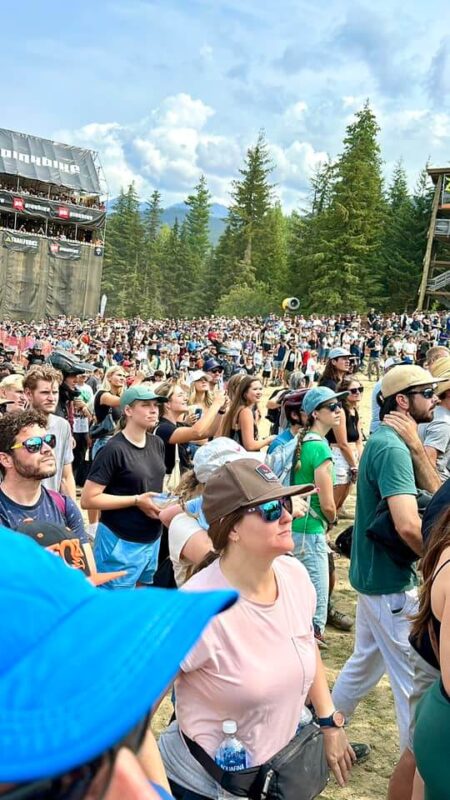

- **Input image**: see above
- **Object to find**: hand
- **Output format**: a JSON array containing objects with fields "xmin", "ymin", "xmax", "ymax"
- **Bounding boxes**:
[
  {"xmin": 322, "ymin": 728, "xmax": 355, "ymax": 787},
  {"xmin": 136, "ymin": 493, "xmax": 161, "ymax": 519},
  {"xmin": 291, "ymin": 496, "xmax": 310, "ymax": 518},
  {"xmin": 213, "ymin": 390, "xmax": 227, "ymax": 408},
  {"xmin": 185, "ymin": 412, "xmax": 198, "ymax": 426},
  {"xmin": 382, "ymin": 411, "xmax": 421, "ymax": 451},
  {"xmin": 350, "ymin": 467, "xmax": 358, "ymax": 484}
]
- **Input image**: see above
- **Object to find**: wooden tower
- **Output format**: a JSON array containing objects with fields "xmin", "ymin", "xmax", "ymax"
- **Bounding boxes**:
[{"xmin": 418, "ymin": 168, "xmax": 450, "ymax": 309}]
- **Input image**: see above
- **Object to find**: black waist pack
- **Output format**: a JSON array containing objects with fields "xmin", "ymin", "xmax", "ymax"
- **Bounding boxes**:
[
  {"xmin": 183, "ymin": 723, "xmax": 328, "ymax": 800},
  {"xmin": 366, "ymin": 491, "xmax": 432, "ymax": 568}
]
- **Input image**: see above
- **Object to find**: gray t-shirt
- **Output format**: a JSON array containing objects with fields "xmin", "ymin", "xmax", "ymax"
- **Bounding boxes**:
[
  {"xmin": 419, "ymin": 405, "xmax": 450, "ymax": 482},
  {"xmin": 42, "ymin": 413, "xmax": 74, "ymax": 493}
]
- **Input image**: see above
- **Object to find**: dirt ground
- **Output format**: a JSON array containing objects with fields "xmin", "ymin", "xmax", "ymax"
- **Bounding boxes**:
[{"xmin": 152, "ymin": 373, "xmax": 397, "ymax": 799}]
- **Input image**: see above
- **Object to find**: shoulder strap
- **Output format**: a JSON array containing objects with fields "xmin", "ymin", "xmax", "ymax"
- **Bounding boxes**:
[
  {"xmin": 47, "ymin": 488, "xmax": 67, "ymax": 517},
  {"xmin": 302, "ymin": 433, "xmax": 323, "ymax": 443},
  {"xmin": 431, "ymin": 558, "xmax": 450, "ymax": 585}
]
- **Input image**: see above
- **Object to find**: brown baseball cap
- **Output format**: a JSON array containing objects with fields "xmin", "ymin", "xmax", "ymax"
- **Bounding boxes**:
[
  {"xmin": 202, "ymin": 458, "xmax": 315, "ymax": 525},
  {"xmin": 381, "ymin": 365, "xmax": 446, "ymax": 399}
]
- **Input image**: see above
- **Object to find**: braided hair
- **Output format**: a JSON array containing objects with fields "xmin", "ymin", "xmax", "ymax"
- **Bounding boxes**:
[{"xmin": 290, "ymin": 413, "xmax": 315, "ymax": 483}]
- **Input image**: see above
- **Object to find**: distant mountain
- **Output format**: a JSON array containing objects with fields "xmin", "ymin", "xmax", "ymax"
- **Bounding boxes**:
[
  {"xmin": 107, "ymin": 199, "xmax": 228, "ymax": 245},
  {"xmin": 158, "ymin": 202, "xmax": 228, "ymax": 246}
]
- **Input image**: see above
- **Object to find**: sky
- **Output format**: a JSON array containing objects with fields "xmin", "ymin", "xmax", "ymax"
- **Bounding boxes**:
[{"xmin": 4, "ymin": 0, "xmax": 450, "ymax": 211}]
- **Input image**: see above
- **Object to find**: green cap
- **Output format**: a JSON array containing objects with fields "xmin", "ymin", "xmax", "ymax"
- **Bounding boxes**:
[{"xmin": 120, "ymin": 385, "xmax": 165, "ymax": 410}]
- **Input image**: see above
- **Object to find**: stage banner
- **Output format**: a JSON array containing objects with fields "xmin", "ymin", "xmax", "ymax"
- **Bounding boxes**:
[
  {"xmin": 2, "ymin": 231, "xmax": 39, "ymax": 253},
  {"xmin": 0, "ymin": 128, "xmax": 101, "ymax": 194},
  {"xmin": 48, "ymin": 239, "xmax": 81, "ymax": 261},
  {"xmin": 0, "ymin": 189, "xmax": 105, "ymax": 228}
]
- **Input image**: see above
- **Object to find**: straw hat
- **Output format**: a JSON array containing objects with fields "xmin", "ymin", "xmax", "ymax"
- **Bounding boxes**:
[{"xmin": 429, "ymin": 356, "xmax": 450, "ymax": 395}]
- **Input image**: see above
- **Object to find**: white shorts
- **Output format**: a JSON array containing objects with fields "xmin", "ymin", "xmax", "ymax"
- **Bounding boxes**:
[{"xmin": 331, "ymin": 446, "xmax": 357, "ymax": 485}]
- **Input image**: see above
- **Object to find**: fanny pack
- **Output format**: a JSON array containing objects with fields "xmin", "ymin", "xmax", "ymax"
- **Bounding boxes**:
[{"xmin": 183, "ymin": 723, "xmax": 328, "ymax": 800}]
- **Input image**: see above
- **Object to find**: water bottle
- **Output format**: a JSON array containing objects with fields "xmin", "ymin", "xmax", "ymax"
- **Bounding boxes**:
[
  {"xmin": 296, "ymin": 705, "xmax": 313, "ymax": 734},
  {"xmin": 215, "ymin": 720, "xmax": 250, "ymax": 800}
]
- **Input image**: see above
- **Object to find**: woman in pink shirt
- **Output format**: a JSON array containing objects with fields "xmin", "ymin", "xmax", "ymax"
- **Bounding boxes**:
[{"xmin": 159, "ymin": 458, "xmax": 354, "ymax": 799}]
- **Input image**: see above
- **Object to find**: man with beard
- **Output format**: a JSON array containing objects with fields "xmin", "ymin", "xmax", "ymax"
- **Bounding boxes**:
[
  {"xmin": 0, "ymin": 409, "xmax": 87, "ymax": 542},
  {"xmin": 23, "ymin": 366, "xmax": 76, "ymax": 500},
  {"xmin": 331, "ymin": 366, "xmax": 442, "ymax": 792}
]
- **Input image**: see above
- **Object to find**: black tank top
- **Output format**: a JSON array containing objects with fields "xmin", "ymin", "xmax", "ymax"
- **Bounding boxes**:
[{"xmin": 327, "ymin": 409, "xmax": 359, "ymax": 445}]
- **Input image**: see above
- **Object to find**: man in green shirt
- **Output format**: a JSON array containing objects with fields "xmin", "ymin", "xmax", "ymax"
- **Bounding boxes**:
[{"xmin": 332, "ymin": 365, "xmax": 442, "ymax": 765}]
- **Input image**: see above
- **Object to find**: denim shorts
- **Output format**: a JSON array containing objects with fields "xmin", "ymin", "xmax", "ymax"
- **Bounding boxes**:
[{"xmin": 93, "ymin": 522, "xmax": 161, "ymax": 589}]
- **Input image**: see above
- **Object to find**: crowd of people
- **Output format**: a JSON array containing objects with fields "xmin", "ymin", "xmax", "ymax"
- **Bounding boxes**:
[
  {"xmin": 0, "ymin": 212, "xmax": 102, "ymax": 244},
  {"xmin": 0, "ymin": 179, "xmax": 106, "ymax": 209},
  {"xmin": 2, "ymin": 308, "xmax": 450, "ymax": 800}
]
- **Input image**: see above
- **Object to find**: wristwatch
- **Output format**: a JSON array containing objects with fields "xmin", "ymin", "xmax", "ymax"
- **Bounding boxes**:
[{"xmin": 318, "ymin": 710, "xmax": 346, "ymax": 728}]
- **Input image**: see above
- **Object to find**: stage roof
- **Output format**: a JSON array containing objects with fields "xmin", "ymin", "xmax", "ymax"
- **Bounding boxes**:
[{"xmin": 0, "ymin": 128, "xmax": 101, "ymax": 195}]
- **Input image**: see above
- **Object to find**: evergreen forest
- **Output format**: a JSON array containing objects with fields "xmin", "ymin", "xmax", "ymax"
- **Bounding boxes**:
[{"xmin": 102, "ymin": 102, "xmax": 443, "ymax": 317}]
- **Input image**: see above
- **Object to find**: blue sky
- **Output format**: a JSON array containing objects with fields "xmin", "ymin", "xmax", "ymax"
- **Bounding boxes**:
[{"xmin": 4, "ymin": 0, "xmax": 450, "ymax": 210}]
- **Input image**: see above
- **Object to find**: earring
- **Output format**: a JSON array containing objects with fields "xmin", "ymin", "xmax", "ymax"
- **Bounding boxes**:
[{"xmin": 230, "ymin": 535, "xmax": 240, "ymax": 544}]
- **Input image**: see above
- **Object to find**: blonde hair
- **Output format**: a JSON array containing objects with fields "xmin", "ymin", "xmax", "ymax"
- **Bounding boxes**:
[
  {"xmin": 0, "ymin": 374, "xmax": 24, "ymax": 393},
  {"xmin": 100, "ymin": 366, "xmax": 124, "ymax": 395},
  {"xmin": 188, "ymin": 383, "xmax": 214, "ymax": 408}
]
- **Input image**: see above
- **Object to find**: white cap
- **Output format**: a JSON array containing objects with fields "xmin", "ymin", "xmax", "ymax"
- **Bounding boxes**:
[
  {"xmin": 193, "ymin": 437, "xmax": 263, "ymax": 483},
  {"xmin": 188, "ymin": 369, "xmax": 209, "ymax": 385},
  {"xmin": 222, "ymin": 720, "xmax": 237, "ymax": 734}
]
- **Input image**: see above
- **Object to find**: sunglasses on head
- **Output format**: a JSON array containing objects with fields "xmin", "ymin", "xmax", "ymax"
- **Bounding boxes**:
[
  {"xmin": 1, "ymin": 712, "xmax": 151, "ymax": 800},
  {"xmin": 406, "ymin": 387, "xmax": 436, "ymax": 399},
  {"xmin": 319, "ymin": 401, "xmax": 342, "ymax": 412},
  {"xmin": 349, "ymin": 386, "xmax": 364, "ymax": 395},
  {"xmin": 10, "ymin": 434, "xmax": 57, "ymax": 454},
  {"xmin": 245, "ymin": 496, "xmax": 293, "ymax": 522}
]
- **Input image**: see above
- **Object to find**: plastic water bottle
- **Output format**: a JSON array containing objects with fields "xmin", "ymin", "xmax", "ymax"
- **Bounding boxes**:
[
  {"xmin": 296, "ymin": 705, "xmax": 313, "ymax": 734},
  {"xmin": 215, "ymin": 720, "xmax": 250, "ymax": 800}
]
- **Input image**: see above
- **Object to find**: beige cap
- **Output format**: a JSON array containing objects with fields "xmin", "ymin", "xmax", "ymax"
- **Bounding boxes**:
[
  {"xmin": 429, "ymin": 356, "xmax": 450, "ymax": 396},
  {"xmin": 381, "ymin": 365, "xmax": 446, "ymax": 399}
]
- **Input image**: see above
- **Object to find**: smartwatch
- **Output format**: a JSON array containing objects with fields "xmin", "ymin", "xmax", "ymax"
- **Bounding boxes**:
[{"xmin": 318, "ymin": 710, "xmax": 346, "ymax": 728}]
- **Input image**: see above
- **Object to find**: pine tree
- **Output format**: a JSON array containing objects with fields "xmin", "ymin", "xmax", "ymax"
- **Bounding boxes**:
[
  {"xmin": 379, "ymin": 161, "xmax": 420, "ymax": 310},
  {"xmin": 102, "ymin": 184, "xmax": 146, "ymax": 316},
  {"xmin": 305, "ymin": 103, "xmax": 386, "ymax": 312},
  {"xmin": 184, "ymin": 175, "xmax": 212, "ymax": 314},
  {"xmin": 142, "ymin": 189, "xmax": 164, "ymax": 316}
]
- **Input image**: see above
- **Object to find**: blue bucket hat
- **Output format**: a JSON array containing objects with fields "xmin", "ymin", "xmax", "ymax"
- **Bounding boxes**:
[
  {"xmin": 302, "ymin": 386, "xmax": 349, "ymax": 415},
  {"xmin": 0, "ymin": 528, "xmax": 237, "ymax": 782}
]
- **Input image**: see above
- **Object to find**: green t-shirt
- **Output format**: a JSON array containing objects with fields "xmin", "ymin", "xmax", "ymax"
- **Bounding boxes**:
[
  {"xmin": 292, "ymin": 433, "xmax": 334, "ymax": 534},
  {"xmin": 350, "ymin": 424, "xmax": 418, "ymax": 595}
]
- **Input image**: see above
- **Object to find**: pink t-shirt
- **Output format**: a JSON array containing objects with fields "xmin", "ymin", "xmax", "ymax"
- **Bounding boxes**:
[{"xmin": 177, "ymin": 555, "xmax": 317, "ymax": 765}]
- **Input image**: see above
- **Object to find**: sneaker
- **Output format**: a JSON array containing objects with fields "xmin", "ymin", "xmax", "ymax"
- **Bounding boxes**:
[
  {"xmin": 327, "ymin": 606, "xmax": 353, "ymax": 631},
  {"xmin": 314, "ymin": 627, "xmax": 328, "ymax": 649},
  {"xmin": 351, "ymin": 743, "xmax": 371, "ymax": 764}
]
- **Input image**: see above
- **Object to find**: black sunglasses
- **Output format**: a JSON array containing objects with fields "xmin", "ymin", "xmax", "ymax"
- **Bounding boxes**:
[
  {"xmin": 319, "ymin": 401, "xmax": 342, "ymax": 412},
  {"xmin": 406, "ymin": 387, "xmax": 436, "ymax": 400},
  {"xmin": 2, "ymin": 713, "xmax": 150, "ymax": 800},
  {"xmin": 349, "ymin": 386, "xmax": 364, "ymax": 395}
]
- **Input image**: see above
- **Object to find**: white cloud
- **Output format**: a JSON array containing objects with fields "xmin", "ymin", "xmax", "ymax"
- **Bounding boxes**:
[
  {"xmin": 152, "ymin": 93, "xmax": 214, "ymax": 130},
  {"xmin": 430, "ymin": 113, "xmax": 450, "ymax": 143},
  {"xmin": 283, "ymin": 100, "xmax": 308, "ymax": 127}
]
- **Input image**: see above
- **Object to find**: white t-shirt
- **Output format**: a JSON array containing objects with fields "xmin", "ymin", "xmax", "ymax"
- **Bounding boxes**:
[{"xmin": 168, "ymin": 513, "xmax": 203, "ymax": 587}]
